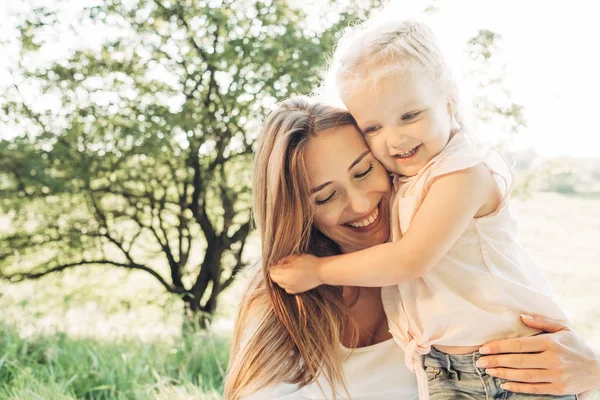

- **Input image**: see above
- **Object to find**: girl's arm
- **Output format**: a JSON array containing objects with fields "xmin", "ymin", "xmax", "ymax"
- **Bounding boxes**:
[
  {"xmin": 478, "ymin": 314, "xmax": 600, "ymax": 397},
  {"xmin": 270, "ymin": 164, "xmax": 499, "ymax": 294}
]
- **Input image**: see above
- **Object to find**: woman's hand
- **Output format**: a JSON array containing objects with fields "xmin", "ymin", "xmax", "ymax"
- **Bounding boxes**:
[
  {"xmin": 477, "ymin": 314, "xmax": 600, "ymax": 396},
  {"xmin": 269, "ymin": 254, "xmax": 323, "ymax": 294}
]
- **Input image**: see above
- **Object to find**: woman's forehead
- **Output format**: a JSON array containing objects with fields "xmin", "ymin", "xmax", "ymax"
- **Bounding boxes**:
[{"xmin": 304, "ymin": 125, "xmax": 369, "ymax": 183}]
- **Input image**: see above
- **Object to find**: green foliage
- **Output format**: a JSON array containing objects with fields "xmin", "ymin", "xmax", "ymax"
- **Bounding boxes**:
[
  {"xmin": 468, "ymin": 29, "xmax": 526, "ymax": 136},
  {"xmin": 0, "ymin": 0, "xmax": 529, "ymax": 327},
  {"xmin": 542, "ymin": 158, "xmax": 600, "ymax": 195},
  {"xmin": 0, "ymin": 323, "xmax": 229, "ymax": 399},
  {"xmin": 0, "ymin": 0, "xmax": 364, "ymax": 325}
]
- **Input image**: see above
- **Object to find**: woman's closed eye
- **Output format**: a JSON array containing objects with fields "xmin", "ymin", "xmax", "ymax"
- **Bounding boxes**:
[
  {"xmin": 355, "ymin": 163, "xmax": 373, "ymax": 179},
  {"xmin": 315, "ymin": 191, "xmax": 336, "ymax": 205},
  {"xmin": 315, "ymin": 163, "xmax": 373, "ymax": 205}
]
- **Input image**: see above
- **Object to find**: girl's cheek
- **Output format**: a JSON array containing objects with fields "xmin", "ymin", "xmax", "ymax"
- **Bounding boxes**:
[
  {"xmin": 364, "ymin": 136, "xmax": 379, "ymax": 154},
  {"xmin": 376, "ymin": 141, "xmax": 390, "ymax": 162}
]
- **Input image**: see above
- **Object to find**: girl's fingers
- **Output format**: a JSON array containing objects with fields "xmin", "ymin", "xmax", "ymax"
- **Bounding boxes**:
[
  {"xmin": 269, "ymin": 269, "xmax": 284, "ymax": 283},
  {"xmin": 485, "ymin": 367, "xmax": 555, "ymax": 383},
  {"xmin": 499, "ymin": 382, "xmax": 567, "ymax": 396},
  {"xmin": 480, "ymin": 335, "xmax": 549, "ymax": 355},
  {"xmin": 277, "ymin": 255, "xmax": 298, "ymax": 265},
  {"xmin": 476, "ymin": 353, "xmax": 549, "ymax": 370}
]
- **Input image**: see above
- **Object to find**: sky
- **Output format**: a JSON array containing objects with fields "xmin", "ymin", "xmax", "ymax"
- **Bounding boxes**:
[
  {"xmin": 1, "ymin": 0, "xmax": 599, "ymax": 158},
  {"xmin": 428, "ymin": 0, "xmax": 600, "ymax": 158}
]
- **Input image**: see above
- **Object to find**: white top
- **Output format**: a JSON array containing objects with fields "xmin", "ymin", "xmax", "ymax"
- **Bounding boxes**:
[
  {"xmin": 383, "ymin": 132, "xmax": 569, "ymax": 400},
  {"xmin": 243, "ymin": 338, "xmax": 418, "ymax": 400}
]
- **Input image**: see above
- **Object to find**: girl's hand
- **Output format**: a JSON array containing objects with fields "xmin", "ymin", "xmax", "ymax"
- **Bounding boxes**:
[
  {"xmin": 269, "ymin": 254, "xmax": 323, "ymax": 294},
  {"xmin": 477, "ymin": 314, "xmax": 600, "ymax": 396}
]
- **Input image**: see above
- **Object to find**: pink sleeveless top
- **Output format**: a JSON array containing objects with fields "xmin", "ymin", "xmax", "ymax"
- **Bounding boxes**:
[{"xmin": 382, "ymin": 132, "xmax": 569, "ymax": 400}]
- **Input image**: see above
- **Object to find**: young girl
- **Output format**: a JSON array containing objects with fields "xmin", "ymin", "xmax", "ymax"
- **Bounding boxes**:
[{"xmin": 270, "ymin": 18, "xmax": 578, "ymax": 400}]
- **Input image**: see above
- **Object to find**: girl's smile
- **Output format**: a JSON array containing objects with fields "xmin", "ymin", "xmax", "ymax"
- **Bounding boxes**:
[{"xmin": 342, "ymin": 70, "xmax": 454, "ymax": 177}]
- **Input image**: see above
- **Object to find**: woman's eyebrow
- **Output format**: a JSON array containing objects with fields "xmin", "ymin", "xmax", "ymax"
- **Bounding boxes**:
[
  {"xmin": 311, "ymin": 181, "xmax": 332, "ymax": 194},
  {"xmin": 348, "ymin": 150, "xmax": 370, "ymax": 171},
  {"xmin": 311, "ymin": 150, "xmax": 370, "ymax": 194}
]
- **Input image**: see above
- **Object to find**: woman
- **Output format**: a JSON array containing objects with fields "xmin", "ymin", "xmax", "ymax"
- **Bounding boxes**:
[{"xmin": 224, "ymin": 97, "xmax": 600, "ymax": 399}]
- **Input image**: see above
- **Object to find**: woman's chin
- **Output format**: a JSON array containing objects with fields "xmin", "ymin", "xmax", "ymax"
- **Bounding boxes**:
[{"xmin": 339, "ymin": 226, "xmax": 389, "ymax": 253}]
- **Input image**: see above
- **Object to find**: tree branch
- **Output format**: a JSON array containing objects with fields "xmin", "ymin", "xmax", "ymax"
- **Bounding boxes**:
[
  {"xmin": 189, "ymin": 143, "xmax": 215, "ymax": 241},
  {"xmin": 153, "ymin": 0, "xmax": 210, "ymax": 62},
  {"xmin": 1, "ymin": 260, "xmax": 182, "ymax": 294}
]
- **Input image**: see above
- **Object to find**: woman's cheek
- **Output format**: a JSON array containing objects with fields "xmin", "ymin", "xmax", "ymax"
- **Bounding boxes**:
[
  {"xmin": 314, "ymin": 207, "xmax": 342, "ymax": 231},
  {"xmin": 372, "ymin": 165, "xmax": 392, "ymax": 190}
]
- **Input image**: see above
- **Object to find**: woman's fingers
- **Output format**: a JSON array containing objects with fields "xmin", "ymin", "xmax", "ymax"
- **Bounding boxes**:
[
  {"xmin": 519, "ymin": 314, "xmax": 571, "ymax": 334},
  {"xmin": 485, "ymin": 367, "xmax": 555, "ymax": 383},
  {"xmin": 476, "ymin": 353, "xmax": 549, "ymax": 370},
  {"xmin": 480, "ymin": 335, "xmax": 549, "ymax": 355}
]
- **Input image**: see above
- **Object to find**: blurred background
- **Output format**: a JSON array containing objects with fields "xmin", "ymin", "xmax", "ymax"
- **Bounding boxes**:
[{"xmin": 1, "ymin": 0, "xmax": 599, "ymax": 398}]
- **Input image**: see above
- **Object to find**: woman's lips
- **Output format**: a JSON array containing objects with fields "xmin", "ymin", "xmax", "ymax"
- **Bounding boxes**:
[{"xmin": 344, "ymin": 200, "xmax": 384, "ymax": 232}]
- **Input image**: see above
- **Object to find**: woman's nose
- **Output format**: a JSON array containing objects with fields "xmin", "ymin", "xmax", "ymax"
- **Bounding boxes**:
[{"xmin": 347, "ymin": 189, "xmax": 371, "ymax": 215}]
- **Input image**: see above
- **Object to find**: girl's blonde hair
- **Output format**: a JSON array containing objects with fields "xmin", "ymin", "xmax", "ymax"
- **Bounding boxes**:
[
  {"xmin": 224, "ymin": 96, "xmax": 359, "ymax": 399},
  {"xmin": 331, "ymin": 18, "xmax": 465, "ymax": 132}
]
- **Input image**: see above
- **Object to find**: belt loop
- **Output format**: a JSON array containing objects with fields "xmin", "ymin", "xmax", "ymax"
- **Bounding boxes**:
[
  {"xmin": 444, "ymin": 353, "xmax": 452, "ymax": 373},
  {"xmin": 473, "ymin": 352, "xmax": 484, "ymax": 374},
  {"xmin": 445, "ymin": 353, "xmax": 458, "ymax": 379}
]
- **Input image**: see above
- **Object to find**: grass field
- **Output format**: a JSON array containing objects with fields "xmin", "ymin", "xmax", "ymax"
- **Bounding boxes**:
[
  {"xmin": 512, "ymin": 192, "xmax": 600, "ymax": 344},
  {"xmin": 0, "ymin": 323, "xmax": 229, "ymax": 399},
  {"xmin": 1, "ymin": 191, "xmax": 599, "ymax": 399}
]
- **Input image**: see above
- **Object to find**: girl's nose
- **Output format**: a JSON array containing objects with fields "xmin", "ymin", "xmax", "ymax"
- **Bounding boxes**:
[{"xmin": 385, "ymin": 130, "xmax": 407, "ymax": 150}]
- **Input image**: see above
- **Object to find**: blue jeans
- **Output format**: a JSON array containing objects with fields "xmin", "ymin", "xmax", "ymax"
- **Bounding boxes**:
[{"xmin": 423, "ymin": 346, "xmax": 577, "ymax": 399}]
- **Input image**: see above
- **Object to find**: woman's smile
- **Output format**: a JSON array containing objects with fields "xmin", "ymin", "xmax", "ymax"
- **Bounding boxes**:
[{"xmin": 344, "ymin": 199, "xmax": 384, "ymax": 232}]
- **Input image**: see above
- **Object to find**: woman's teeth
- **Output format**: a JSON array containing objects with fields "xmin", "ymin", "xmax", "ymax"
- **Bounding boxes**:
[
  {"xmin": 395, "ymin": 146, "xmax": 419, "ymax": 159},
  {"xmin": 347, "ymin": 207, "xmax": 379, "ymax": 228}
]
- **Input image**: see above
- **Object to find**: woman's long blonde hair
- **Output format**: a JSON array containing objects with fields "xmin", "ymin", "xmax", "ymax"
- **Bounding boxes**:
[{"xmin": 224, "ymin": 96, "xmax": 359, "ymax": 399}]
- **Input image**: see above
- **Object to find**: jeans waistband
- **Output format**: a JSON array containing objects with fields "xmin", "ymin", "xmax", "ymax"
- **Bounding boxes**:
[{"xmin": 423, "ymin": 346, "xmax": 486, "ymax": 374}]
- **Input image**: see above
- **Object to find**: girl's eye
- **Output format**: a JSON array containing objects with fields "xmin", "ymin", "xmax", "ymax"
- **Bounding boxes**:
[
  {"xmin": 315, "ymin": 191, "xmax": 336, "ymax": 205},
  {"xmin": 355, "ymin": 163, "xmax": 373, "ymax": 179},
  {"xmin": 363, "ymin": 126, "xmax": 381, "ymax": 135},
  {"xmin": 402, "ymin": 111, "xmax": 421, "ymax": 121}
]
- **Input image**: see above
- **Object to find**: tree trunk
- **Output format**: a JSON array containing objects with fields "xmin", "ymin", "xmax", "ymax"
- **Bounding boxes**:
[{"xmin": 182, "ymin": 241, "xmax": 224, "ymax": 331}]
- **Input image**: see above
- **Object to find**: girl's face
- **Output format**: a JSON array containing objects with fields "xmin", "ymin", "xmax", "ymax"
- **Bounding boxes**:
[
  {"xmin": 304, "ymin": 125, "xmax": 391, "ymax": 254},
  {"xmin": 342, "ymin": 70, "xmax": 453, "ymax": 177}
]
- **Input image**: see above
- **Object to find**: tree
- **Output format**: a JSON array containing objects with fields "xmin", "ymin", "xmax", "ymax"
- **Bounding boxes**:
[
  {"xmin": 467, "ymin": 29, "xmax": 526, "ymax": 138},
  {"xmin": 0, "ymin": 0, "xmax": 362, "ymax": 327}
]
